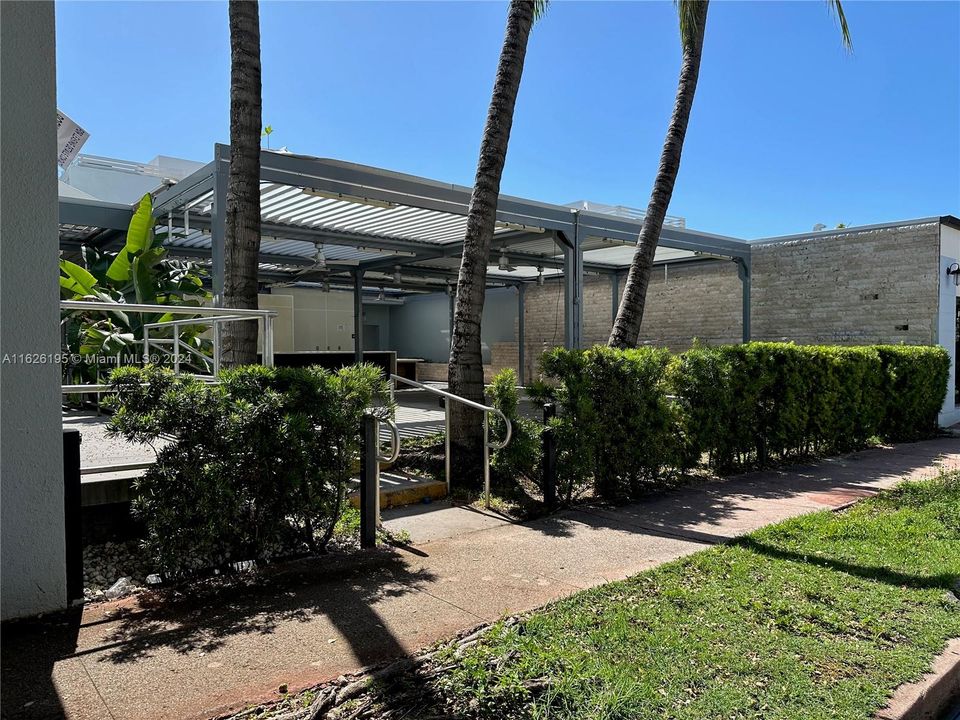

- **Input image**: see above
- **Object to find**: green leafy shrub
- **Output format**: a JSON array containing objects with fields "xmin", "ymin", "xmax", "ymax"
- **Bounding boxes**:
[
  {"xmin": 539, "ymin": 342, "xmax": 948, "ymax": 498},
  {"xmin": 876, "ymin": 345, "xmax": 950, "ymax": 441},
  {"xmin": 107, "ymin": 363, "xmax": 390, "ymax": 576},
  {"xmin": 488, "ymin": 368, "xmax": 542, "ymax": 489},
  {"xmin": 538, "ymin": 346, "xmax": 681, "ymax": 501}
]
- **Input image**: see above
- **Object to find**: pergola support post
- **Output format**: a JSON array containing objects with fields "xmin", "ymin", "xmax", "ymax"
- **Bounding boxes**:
[
  {"xmin": 561, "ymin": 218, "xmax": 584, "ymax": 350},
  {"xmin": 210, "ymin": 144, "xmax": 228, "ymax": 306},
  {"xmin": 517, "ymin": 284, "xmax": 526, "ymax": 384},
  {"xmin": 736, "ymin": 257, "xmax": 751, "ymax": 343},
  {"xmin": 353, "ymin": 269, "xmax": 364, "ymax": 363}
]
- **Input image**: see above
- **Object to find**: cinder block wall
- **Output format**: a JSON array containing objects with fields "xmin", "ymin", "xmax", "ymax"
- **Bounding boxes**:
[
  {"xmin": 518, "ymin": 261, "xmax": 743, "ymax": 380},
  {"xmin": 751, "ymin": 222, "xmax": 940, "ymax": 345},
  {"xmin": 516, "ymin": 221, "xmax": 941, "ymax": 381},
  {"xmin": 411, "ymin": 221, "xmax": 943, "ymax": 386}
]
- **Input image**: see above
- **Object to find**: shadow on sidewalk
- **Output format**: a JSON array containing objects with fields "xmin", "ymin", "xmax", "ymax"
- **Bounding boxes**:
[
  {"xmin": 90, "ymin": 548, "xmax": 435, "ymax": 666},
  {"xmin": 1, "ymin": 607, "xmax": 82, "ymax": 720},
  {"xmin": 525, "ymin": 442, "xmax": 957, "ymax": 543},
  {"xmin": 1, "ymin": 548, "xmax": 435, "ymax": 720}
]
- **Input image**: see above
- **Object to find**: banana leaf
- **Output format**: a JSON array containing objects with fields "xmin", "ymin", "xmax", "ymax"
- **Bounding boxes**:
[{"xmin": 106, "ymin": 193, "xmax": 154, "ymax": 284}]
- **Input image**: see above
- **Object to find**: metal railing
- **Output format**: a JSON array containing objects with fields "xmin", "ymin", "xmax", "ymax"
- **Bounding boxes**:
[
  {"xmin": 60, "ymin": 300, "xmax": 279, "ymax": 392},
  {"xmin": 389, "ymin": 374, "xmax": 512, "ymax": 508}
]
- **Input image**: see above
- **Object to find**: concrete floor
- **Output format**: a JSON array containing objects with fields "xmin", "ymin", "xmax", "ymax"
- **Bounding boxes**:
[{"xmin": 4, "ymin": 436, "xmax": 958, "ymax": 720}]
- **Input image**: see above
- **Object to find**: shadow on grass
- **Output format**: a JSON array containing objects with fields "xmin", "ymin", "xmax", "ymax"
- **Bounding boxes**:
[{"xmin": 734, "ymin": 536, "xmax": 959, "ymax": 592}]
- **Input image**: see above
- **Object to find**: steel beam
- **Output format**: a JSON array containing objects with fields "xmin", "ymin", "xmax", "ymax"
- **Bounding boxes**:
[
  {"xmin": 59, "ymin": 197, "xmax": 133, "ymax": 230},
  {"xmin": 577, "ymin": 211, "xmax": 751, "ymax": 259},
  {"xmin": 258, "ymin": 150, "xmax": 576, "ymax": 232},
  {"xmin": 151, "ymin": 160, "xmax": 217, "ymax": 217}
]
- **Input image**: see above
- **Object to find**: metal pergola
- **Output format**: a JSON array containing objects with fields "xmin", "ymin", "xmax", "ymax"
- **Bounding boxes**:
[{"xmin": 59, "ymin": 144, "xmax": 753, "ymax": 366}]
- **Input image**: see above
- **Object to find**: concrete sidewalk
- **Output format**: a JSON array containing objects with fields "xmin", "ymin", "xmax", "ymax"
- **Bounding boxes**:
[{"xmin": 3, "ymin": 438, "xmax": 957, "ymax": 720}]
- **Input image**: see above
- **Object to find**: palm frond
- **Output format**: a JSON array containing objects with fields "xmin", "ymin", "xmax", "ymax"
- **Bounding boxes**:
[
  {"xmin": 826, "ymin": 0, "xmax": 853, "ymax": 51},
  {"xmin": 674, "ymin": 0, "xmax": 707, "ymax": 49},
  {"xmin": 532, "ymin": 0, "xmax": 549, "ymax": 23}
]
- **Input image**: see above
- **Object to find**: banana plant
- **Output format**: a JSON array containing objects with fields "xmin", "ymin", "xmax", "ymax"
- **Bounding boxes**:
[{"xmin": 60, "ymin": 193, "xmax": 211, "ymax": 382}]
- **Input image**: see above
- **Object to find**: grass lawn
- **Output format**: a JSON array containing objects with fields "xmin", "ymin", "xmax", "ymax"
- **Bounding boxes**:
[{"xmin": 422, "ymin": 472, "xmax": 960, "ymax": 719}]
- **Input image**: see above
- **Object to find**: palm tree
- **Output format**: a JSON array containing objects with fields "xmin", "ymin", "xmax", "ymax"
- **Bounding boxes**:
[
  {"xmin": 448, "ymin": 0, "xmax": 546, "ymax": 480},
  {"xmin": 609, "ymin": 0, "xmax": 851, "ymax": 348},
  {"xmin": 221, "ymin": 0, "xmax": 263, "ymax": 366}
]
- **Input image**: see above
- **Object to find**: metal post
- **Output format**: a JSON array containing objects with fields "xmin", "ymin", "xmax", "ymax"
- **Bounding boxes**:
[
  {"xmin": 173, "ymin": 330, "xmax": 180, "ymax": 375},
  {"xmin": 263, "ymin": 314, "xmax": 275, "ymax": 367},
  {"xmin": 542, "ymin": 403, "xmax": 557, "ymax": 510},
  {"xmin": 737, "ymin": 257, "xmax": 751, "ymax": 343},
  {"xmin": 359, "ymin": 411, "xmax": 379, "ymax": 549},
  {"xmin": 63, "ymin": 429, "xmax": 83, "ymax": 603},
  {"xmin": 211, "ymin": 144, "xmax": 229, "ymax": 306},
  {"xmin": 353, "ymin": 269, "xmax": 364, "ymax": 364},
  {"xmin": 142, "ymin": 326, "xmax": 150, "ymax": 364},
  {"xmin": 561, "ymin": 217, "xmax": 584, "ymax": 350},
  {"xmin": 443, "ymin": 397, "xmax": 451, "ymax": 493},
  {"xmin": 483, "ymin": 412, "xmax": 491, "ymax": 508},
  {"xmin": 517, "ymin": 284, "xmax": 526, "ymax": 384},
  {"xmin": 213, "ymin": 320, "xmax": 222, "ymax": 376}
]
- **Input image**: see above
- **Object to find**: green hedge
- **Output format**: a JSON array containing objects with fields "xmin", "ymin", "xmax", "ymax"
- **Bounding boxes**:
[
  {"xmin": 536, "ymin": 342, "xmax": 948, "ymax": 501},
  {"xmin": 107, "ymin": 363, "xmax": 390, "ymax": 576}
]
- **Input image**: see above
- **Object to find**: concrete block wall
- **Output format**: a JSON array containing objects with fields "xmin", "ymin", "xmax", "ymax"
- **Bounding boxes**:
[
  {"xmin": 751, "ymin": 222, "xmax": 941, "ymax": 345},
  {"xmin": 519, "ymin": 261, "xmax": 743, "ymax": 380}
]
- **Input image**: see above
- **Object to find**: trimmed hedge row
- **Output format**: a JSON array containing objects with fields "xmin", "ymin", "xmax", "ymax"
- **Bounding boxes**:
[{"xmin": 533, "ymin": 342, "xmax": 949, "ymax": 502}]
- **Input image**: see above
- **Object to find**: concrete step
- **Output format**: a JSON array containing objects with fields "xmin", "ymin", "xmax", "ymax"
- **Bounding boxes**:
[{"xmin": 347, "ymin": 469, "xmax": 447, "ymax": 510}]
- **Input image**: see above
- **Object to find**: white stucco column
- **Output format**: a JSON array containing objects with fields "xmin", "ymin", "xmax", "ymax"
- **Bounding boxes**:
[
  {"xmin": 937, "ymin": 223, "xmax": 960, "ymax": 428},
  {"xmin": 1, "ymin": 0, "xmax": 66, "ymax": 619}
]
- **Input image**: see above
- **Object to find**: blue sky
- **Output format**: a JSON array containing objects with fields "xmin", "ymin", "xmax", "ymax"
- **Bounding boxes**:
[{"xmin": 56, "ymin": 1, "xmax": 958, "ymax": 239}]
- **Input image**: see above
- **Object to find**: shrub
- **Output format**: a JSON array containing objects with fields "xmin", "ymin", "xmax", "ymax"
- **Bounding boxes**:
[
  {"xmin": 539, "ymin": 345, "xmax": 681, "ymax": 502},
  {"xmin": 106, "ymin": 363, "xmax": 390, "ymax": 576},
  {"xmin": 538, "ymin": 342, "xmax": 949, "ymax": 499},
  {"xmin": 876, "ymin": 345, "xmax": 950, "ymax": 441},
  {"xmin": 488, "ymin": 368, "xmax": 542, "ymax": 490}
]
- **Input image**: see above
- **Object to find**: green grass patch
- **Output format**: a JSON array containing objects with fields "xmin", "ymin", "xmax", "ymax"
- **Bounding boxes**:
[{"xmin": 433, "ymin": 472, "xmax": 960, "ymax": 719}]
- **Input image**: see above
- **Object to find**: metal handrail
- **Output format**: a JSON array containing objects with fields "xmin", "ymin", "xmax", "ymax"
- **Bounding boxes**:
[
  {"xmin": 378, "ymin": 418, "xmax": 401, "ymax": 464},
  {"xmin": 61, "ymin": 300, "xmax": 278, "ymax": 318},
  {"xmin": 389, "ymin": 374, "xmax": 512, "ymax": 507},
  {"xmin": 60, "ymin": 299, "xmax": 278, "ymax": 388}
]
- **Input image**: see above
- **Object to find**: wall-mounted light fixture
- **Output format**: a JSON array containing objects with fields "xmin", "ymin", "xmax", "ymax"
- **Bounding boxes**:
[{"xmin": 947, "ymin": 262, "xmax": 960, "ymax": 287}]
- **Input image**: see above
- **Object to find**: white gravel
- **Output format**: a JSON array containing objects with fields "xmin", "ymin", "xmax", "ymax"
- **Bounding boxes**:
[{"xmin": 83, "ymin": 540, "xmax": 153, "ymax": 602}]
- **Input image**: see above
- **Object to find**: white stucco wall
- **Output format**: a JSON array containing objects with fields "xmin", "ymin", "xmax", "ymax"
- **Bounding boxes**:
[
  {"xmin": 938, "ymin": 224, "xmax": 960, "ymax": 427},
  {"xmin": 1, "ymin": 1, "xmax": 67, "ymax": 619}
]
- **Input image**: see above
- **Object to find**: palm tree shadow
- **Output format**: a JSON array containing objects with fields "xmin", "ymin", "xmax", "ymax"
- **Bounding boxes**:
[
  {"xmin": 733, "ymin": 536, "xmax": 958, "ymax": 592},
  {"xmin": 87, "ymin": 548, "xmax": 437, "ymax": 668}
]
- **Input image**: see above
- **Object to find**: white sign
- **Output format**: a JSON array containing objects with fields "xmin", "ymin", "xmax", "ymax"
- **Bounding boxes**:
[{"xmin": 57, "ymin": 109, "xmax": 89, "ymax": 168}]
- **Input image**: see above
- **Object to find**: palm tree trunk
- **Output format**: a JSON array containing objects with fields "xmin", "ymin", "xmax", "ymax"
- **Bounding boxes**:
[
  {"xmin": 222, "ymin": 0, "xmax": 262, "ymax": 367},
  {"xmin": 448, "ymin": 0, "xmax": 536, "ymax": 484},
  {"xmin": 609, "ymin": 0, "xmax": 709, "ymax": 349}
]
